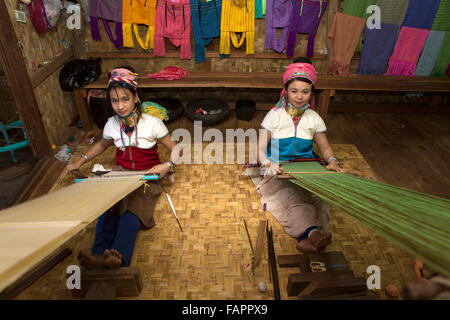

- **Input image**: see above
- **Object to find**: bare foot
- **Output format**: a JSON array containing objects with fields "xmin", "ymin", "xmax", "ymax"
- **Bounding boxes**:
[
  {"xmin": 296, "ymin": 238, "xmax": 318, "ymax": 253},
  {"xmin": 310, "ymin": 231, "xmax": 332, "ymax": 251},
  {"xmin": 103, "ymin": 249, "xmax": 122, "ymax": 268},
  {"xmin": 414, "ymin": 258, "xmax": 428, "ymax": 283},
  {"xmin": 78, "ymin": 251, "xmax": 104, "ymax": 269}
]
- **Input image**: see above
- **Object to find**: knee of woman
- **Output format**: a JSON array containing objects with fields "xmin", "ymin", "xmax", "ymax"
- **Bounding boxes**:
[{"xmin": 120, "ymin": 211, "xmax": 141, "ymax": 229}]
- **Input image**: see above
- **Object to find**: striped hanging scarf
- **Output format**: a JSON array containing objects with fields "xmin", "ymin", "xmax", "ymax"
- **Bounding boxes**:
[
  {"xmin": 255, "ymin": 0, "xmax": 263, "ymax": 18},
  {"xmin": 122, "ymin": 0, "xmax": 157, "ymax": 50},
  {"xmin": 432, "ymin": 0, "xmax": 450, "ymax": 32},
  {"xmin": 90, "ymin": 0, "xmax": 123, "ymax": 49},
  {"xmin": 430, "ymin": 32, "xmax": 450, "ymax": 77},
  {"xmin": 264, "ymin": 0, "xmax": 292, "ymax": 53},
  {"xmin": 377, "ymin": 0, "xmax": 410, "ymax": 26},
  {"xmin": 154, "ymin": 0, "xmax": 192, "ymax": 59},
  {"xmin": 219, "ymin": 0, "xmax": 255, "ymax": 55},
  {"xmin": 190, "ymin": 0, "xmax": 222, "ymax": 63},
  {"xmin": 401, "ymin": 0, "xmax": 441, "ymax": 29},
  {"xmin": 286, "ymin": 0, "xmax": 328, "ymax": 58},
  {"xmin": 385, "ymin": 26, "xmax": 429, "ymax": 77},
  {"xmin": 415, "ymin": 31, "xmax": 446, "ymax": 77},
  {"xmin": 357, "ymin": 23, "xmax": 399, "ymax": 75}
]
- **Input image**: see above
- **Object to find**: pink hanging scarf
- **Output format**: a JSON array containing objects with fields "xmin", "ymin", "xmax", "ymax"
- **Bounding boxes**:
[{"xmin": 385, "ymin": 26, "xmax": 430, "ymax": 77}]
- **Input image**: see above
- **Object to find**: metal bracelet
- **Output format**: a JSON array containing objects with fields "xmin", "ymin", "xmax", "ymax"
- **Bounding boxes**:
[{"xmin": 327, "ymin": 156, "xmax": 337, "ymax": 164}]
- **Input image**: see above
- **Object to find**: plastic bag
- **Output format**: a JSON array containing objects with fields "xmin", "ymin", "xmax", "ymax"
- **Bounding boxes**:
[{"xmin": 59, "ymin": 58, "xmax": 102, "ymax": 91}]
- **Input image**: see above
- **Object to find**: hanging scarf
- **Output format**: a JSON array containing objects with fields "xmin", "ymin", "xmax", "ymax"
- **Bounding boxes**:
[
  {"xmin": 28, "ymin": 0, "xmax": 47, "ymax": 35},
  {"xmin": 432, "ymin": 0, "xmax": 450, "ymax": 32},
  {"xmin": 430, "ymin": 32, "xmax": 450, "ymax": 77},
  {"xmin": 90, "ymin": 0, "xmax": 123, "ymax": 49},
  {"xmin": 190, "ymin": 0, "xmax": 222, "ymax": 63},
  {"xmin": 415, "ymin": 31, "xmax": 445, "ymax": 76},
  {"xmin": 327, "ymin": 12, "xmax": 366, "ymax": 75},
  {"xmin": 154, "ymin": 0, "xmax": 192, "ymax": 59},
  {"xmin": 264, "ymin": 0, "xmax": 292, "ymax": 53},
  {"xmin": 122, "ymin": 0, "xmax": 157, "ymax": 50},
  {"xmin": 255, "ymin": 0, "xmax": 263, "ymax": 18},
  {"xmin": 357, "ymin": 23, "xmax": 399, "ymax": 75},
  {"xmin": 377, "ymin": 0, "xmax": 410, "ymax": 26},
  {"xmin": 286, "ymin": 0, "xmax": 328, "ymax": 58},
  {"xmin": 219, "ymin": 0, "xmax": 255, "ymax": 55},
  {"xmin": 402, "ymin": 0, "xmax": 441, "ymax": 29},
  {"xmin": 147, "ymin": 66, "xmax": 190, "ymax": 80},
  {"xmin": 343, "ymin": 0, "xmax": 378, "ymax": 19},
  {"xmin": 385, "ymin": 26, "xmax": 429, "ymax": 77}
]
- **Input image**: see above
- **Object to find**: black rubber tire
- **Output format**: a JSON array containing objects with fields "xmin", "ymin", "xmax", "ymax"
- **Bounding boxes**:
[
  {"xmin": 184, "ymin": 98, "xmax": 230, "ymax": 126},
  {"xmin": 151, "ymin": 98, "xmax": 184, "ymax": 122}
]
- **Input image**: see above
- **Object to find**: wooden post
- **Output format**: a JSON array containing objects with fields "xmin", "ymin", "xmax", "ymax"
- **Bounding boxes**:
[
  {"xmin": 428, "ymin": 94, "xmax": 440, "ymax": 109},
  {"xmin": 318, "ymin": 89, "xmax": 332, "ymax": 120},
  {"xmin": 73, "ymin": 88, "xmax": 93, "ymax": 132},
  {"xmin": 0, "ymin": 1, "xmax": 52, "ymax": 158}
]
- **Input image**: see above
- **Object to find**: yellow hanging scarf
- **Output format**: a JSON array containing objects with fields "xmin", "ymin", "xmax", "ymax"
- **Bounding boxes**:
[
  {"xmin": 123, "ymin": 0, "xmax": 157, "ymax": 50},
  {"xmin": 219, "ymin": 0, "xmax": 255, "ymax": 55}
]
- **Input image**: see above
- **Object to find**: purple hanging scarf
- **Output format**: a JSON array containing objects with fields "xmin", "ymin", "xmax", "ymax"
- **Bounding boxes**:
[
  {"xmin": 90, "ymin": 0, "xmax": 123, "ymax": 49},
  {"xmin": 287, "ymin": 0, "xmax": 328, "ymax": 58},
  {"xmin": 357, "ymin": 23, "xmax": 399, "ymax": 75},
  {"xmin": 264, "ymin": 0, "xmax": 292, "ymax": 53}
]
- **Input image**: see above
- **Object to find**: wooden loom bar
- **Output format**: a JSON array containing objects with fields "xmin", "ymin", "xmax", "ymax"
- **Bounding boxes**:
[{"xmin": 267, "ymin": 224, "xmax": 280, "ymax": 300}]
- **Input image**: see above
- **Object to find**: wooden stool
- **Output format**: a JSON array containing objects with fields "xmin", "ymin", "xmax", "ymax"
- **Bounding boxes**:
[
  {"xmin": 278, "ymin": 251, "xmax": 379, "ymax": 300},
  {"xmin": 70, "ymin": 267, "xmax": 143, "ymax": 300}
]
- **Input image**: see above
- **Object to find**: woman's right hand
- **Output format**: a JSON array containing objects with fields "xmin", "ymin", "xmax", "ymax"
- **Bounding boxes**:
[{"xmin": 262, "ymin": 161, "xmax": 283, "ymax": 177}]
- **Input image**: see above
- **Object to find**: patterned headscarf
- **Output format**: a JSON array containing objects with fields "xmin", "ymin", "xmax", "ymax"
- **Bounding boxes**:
[
  {"xmin": 276, "ymin": 62, "xmax": 317, "ymax": 110},
  {"xmin": 108, "ymin": 68, "xmax": 138, "ymax": 89}
]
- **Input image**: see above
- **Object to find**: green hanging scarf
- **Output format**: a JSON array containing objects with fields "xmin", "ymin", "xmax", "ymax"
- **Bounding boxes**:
[
  {"xmin": 431, "ymin": 0, "xmax": 450, "ymax": 32},
  {"xmin": 430, "ymin": 32, "xmax": 450, "ymax": 77}
]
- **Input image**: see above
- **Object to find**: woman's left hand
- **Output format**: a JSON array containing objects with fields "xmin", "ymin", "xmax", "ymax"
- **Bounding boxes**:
[
  {"xmin": 147, "ymin": 163, "xmax": 170, "ymax": 179},
  {"xmin": 326, "ymin": 161, "xmax": 345, "ymax": 173}
]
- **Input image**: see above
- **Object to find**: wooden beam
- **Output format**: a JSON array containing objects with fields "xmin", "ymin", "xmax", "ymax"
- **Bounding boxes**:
[
  {"xmin": 287, "ymin": 270, "xmax": 355, "ymax": 296},
  {"xmin": 30, "ymin": 48, "xmax": 74, "ymax": 88},
  {"xmin": 70, "ymin": 267, "xmax": 143, "ymax": 299},
  {"xmin": 252, "ymin": 220, "xmax": 267, "ymax": 272},
  {"xmin": 318, "ymin": 89, "xmax": 332, "ymax": 120},
  {"xmin": 298, "ymin": 277, "xmax": 367, "ymax": 298},
  {"xmin": 86, "ymin": 51, "xmax": 328, "ymax": 60},
  {"xmin": 0, "ymin": 1, "xmax": 52, "ymax": 158},
  {"xmin": 330, "ymin": 104, "xmax": 450, "ymax": 114}
]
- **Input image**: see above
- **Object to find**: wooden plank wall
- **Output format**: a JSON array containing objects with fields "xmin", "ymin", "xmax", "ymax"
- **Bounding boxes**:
[{"xmin": 4, "ymin": 0, "xmax": 78, "ymax": 147}]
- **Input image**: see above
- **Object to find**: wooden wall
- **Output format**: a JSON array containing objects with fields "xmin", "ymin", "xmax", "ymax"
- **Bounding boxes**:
[
  {"xmin": 4, "ymin": 0, "xmax": 77, "ymax": 146},
  {"xmin": 2, "ymin": 0, "xmax": 448, "ymax": 150}
]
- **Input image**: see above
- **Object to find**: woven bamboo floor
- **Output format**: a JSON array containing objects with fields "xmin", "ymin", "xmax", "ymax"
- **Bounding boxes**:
[{"xmin": 14, "ymin": 132, "xmax": 418, "ymax": 300}]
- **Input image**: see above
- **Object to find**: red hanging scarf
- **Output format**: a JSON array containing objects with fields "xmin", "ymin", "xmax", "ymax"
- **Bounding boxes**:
[{"xmin": 28, "ymin": 0, "xmax": 47, "ymax": 35}]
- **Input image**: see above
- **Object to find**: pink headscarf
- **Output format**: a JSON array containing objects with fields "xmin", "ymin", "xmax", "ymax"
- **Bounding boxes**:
[
  {"xmin": 108, "ymin": 68, "xmax": 138, "ymax": 89},
  {"xmin": 279, "ymin": 63, "xmax": 317, "ymax": 109}
]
